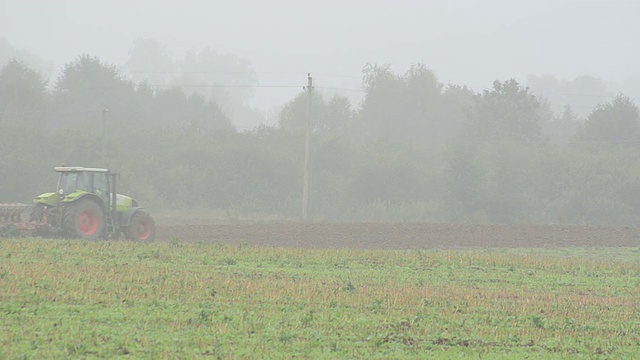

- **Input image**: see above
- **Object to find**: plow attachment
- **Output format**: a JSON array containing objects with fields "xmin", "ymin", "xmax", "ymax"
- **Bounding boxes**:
[
  {"xmin": 0, "ymin": 203, "xmax": 52, "ymax": 237},
  {"xmin": 0, "ymin": 203, "xmax": 31, "ymax": 222}
]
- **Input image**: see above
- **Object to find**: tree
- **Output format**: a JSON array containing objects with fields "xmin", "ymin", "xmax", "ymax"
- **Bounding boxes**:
[
  {"xmin": 360, "ymin": 63, "xmax": 446, "ymax": 145},
  {"xmin": 439, "ymin": 84, "xmax": 476, "ymax": 140},
  {"xmin": 0, "ymin": 60, "xmax": 52, "ymax": 201},
  {"xmin": 172, "ymin": 48, "xmax": 260, "ymax": 126},
  {"xmin": 52, "ymin": 54, "xmax": 136, "ymax": 127},
  {"xmin": 578, "ymin": 94, "xmax": 640, "ymax": 143},
  {"xmin": 544, "ymin": 105, "xmax": 581, "ymax": 147},
  {"xmin": 126, "ymin": 38, "xmax": 176, "ymax": 86},
  {"xmin": 471, "ymin": 79, "xmax": 548, "ymax": 143},
  {"xmin": 527, "ymin": 74, "xmax": 610, "ymax": 118},
  {"xmin": 360, "ymin": 63, "xmax": 403, "ymax": 139},
  {"xmin": 565, "ymin": 75, "xmax": 610, "ymax": 117},
  {"xmin": 358, "ymin": 63, "xmax": 477, "ymax": 147},
  {"xmin": 152, "ymin": 87, "xmax": 231, "ymax": 129},
  {"xmin": 278, "ymin": 91, "xmax": 352, "ymax": 136},
  {"xmin": 0, "ymin": 38, "xmax": 53, "ymax": 75},
  {"xmin": 443, "ymin": 140, "xmax": 484, "ymax": 221},
  {"xmin": 0, "ymin": 58, "xmax": 48, "ymax": 128}
]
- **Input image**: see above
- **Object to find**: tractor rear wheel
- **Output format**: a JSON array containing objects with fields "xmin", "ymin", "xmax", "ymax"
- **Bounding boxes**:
[
  {"xmin": 124, "ymin": 211, "xmax": 156, "ymax": 241},
  {"xmin": 63, "ymin": 198, "xmax": 105, "ymax": 240}
]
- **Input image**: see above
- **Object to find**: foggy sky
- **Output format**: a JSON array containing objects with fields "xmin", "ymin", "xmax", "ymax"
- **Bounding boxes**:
[{"xmin": 1, "ymin": 0, "xmax": 639, "ymax": 122}]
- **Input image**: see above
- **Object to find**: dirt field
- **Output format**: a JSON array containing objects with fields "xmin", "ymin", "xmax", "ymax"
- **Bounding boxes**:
[{"xmin": 156, "ymin": 221, "xmax": 640, "ymax": 249}]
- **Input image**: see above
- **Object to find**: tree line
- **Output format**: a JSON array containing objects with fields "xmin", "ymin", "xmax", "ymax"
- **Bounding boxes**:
[{"xmin": 1, "ymin": 54, "xmax": 640, "ymax": 226}]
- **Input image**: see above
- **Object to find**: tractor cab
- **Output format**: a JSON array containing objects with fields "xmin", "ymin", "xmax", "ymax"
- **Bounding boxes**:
[{"xmin": 56, "ymin": 167, "xmax": 111, "ymax": 204}]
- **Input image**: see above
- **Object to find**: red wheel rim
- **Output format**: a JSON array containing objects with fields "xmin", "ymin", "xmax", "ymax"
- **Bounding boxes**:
[
  {"xmin": 78, "ymin": 209, "xmax": 99, "ymax": 235},
  {"xmin": 135, "ymin": 220, "xmax": 152, "ymax": 240}
]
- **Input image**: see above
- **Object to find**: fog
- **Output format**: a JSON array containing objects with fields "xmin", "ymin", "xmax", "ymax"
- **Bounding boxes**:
[
  {"xmin": 2, "ymin": 0, "xmax": 639, "ymax": 127},
  {"xmin": 3, "ymin": 0, "xmax": 640, "ymax": 226}
]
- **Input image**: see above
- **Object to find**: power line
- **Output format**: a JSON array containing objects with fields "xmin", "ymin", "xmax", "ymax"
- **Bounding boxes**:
[
  {"xmin": 30, "ymin": 68, "xmax": 313, "ymax": 77},
  {"xmin": 129, "ymin": 70, "xmax": 317, "ymax": 77},
  {"xmin": 146, "ymin": 84, "xmax": 366, "ymax": 93},
  {"xmin": 313, "ymin": 73, "xmax": 362, "ymax": 80},
  {"xmin": 315, "ymin": 86, "xmax": 365, "ymax": 93},
  {"xmin": 146, "ymin": 84, "xmax": 301, "ymax": 89},
  {"xmin": 0, "ymin": 109, "xmax": 100, "ymax": 115},
  {"xmin": 574, "ymin": 139, "xmax": 640, "ymax": 144},
  {"xmin": 33, "ymin": 67, "xmax": 364, "ymax": 79}
]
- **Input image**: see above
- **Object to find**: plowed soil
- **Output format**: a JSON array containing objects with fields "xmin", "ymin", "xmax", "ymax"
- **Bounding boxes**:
[{"xmin": 156, "ymin": 222, "xmax": 640, "ymax": 249}]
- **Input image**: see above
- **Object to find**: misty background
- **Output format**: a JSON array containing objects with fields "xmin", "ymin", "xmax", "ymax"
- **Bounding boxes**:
[
  {"xmin": 3, "ymin": 0, "xmax": 640, "ymax": 125},
  {"xmin": 2, "ymin": 0, "xmax": 640, "ymax": 225}
]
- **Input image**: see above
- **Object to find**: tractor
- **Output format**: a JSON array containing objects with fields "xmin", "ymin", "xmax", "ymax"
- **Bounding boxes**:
[{"xmin": 0, "ymin": 166, "xmax": 155, "ymax": 241}]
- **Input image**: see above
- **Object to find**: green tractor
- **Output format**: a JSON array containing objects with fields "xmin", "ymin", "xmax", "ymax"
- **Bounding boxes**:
[{"xmin": 13, "ymin": 166, "xmax": 156, "ymax": 241}]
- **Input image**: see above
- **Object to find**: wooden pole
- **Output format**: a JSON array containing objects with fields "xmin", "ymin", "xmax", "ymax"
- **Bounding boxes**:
[{"xmin": 302, "ymin": 74, "xmax": 313, "ymax": 221}]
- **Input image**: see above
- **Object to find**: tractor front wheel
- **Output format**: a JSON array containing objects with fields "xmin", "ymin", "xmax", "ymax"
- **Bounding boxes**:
[
  {"xmin": 63, "ymin": 199, "xmax": 106, "ymax": 240},
  {"xmin": 29, "ymin": 203, "xmax": 46, "ymax": 222},
  {"xmin": 124, "ymin": 211, "xmax": 156, "ymax": 241}
]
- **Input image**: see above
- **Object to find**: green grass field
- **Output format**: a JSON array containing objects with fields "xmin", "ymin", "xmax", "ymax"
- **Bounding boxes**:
[{"xmin": 1, "ymin": 238, "xmax": 639, "ymax": 359}]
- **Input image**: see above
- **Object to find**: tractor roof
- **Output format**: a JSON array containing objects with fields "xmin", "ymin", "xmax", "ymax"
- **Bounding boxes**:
[{"xmin": 54, "ymin": 167, "xmax": 109, "ymax": 173}]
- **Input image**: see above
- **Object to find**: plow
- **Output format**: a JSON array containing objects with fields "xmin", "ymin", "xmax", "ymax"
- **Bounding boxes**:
[
  {"xmin": 0, "ymin": 204, "xmax": 30, "ymax": 223},
  {"xmin": 0, "ymin": 203, "xmax": 50, "ymax": 237},
  {"xmin": 0, "ymin": 166, "xmax": 155, "ymax": 241}
]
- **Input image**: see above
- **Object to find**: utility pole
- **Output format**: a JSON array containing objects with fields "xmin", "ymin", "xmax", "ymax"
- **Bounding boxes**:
[
  {"xmin": 101, "ymin": 108, "xmax": 108, "ymax": 165},
  {"xmin": 301, "ymin": 74, "xmax": 313, "ymax": 221}
]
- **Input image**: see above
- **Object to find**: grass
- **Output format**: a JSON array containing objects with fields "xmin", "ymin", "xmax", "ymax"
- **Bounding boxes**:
[{"xmin": 0, "ymin": 238, "xmax": 639, "ymax": 359}]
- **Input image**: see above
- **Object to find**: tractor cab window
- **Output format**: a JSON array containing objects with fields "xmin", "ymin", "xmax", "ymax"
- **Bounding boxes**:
[
  {"xmin": 59, "ymin": 172, "xmax": 97, "ymax": 195},
  {"xmin": 77, "ymin": 172, "xmax": 94, "ymax": 193},
  {"xmin": 94, "ymin": 174, "xmax": 109, "ymax": 202},
  {"xmin": 59, "ymin": 173, "xmax": 79, "ymax": 195}
]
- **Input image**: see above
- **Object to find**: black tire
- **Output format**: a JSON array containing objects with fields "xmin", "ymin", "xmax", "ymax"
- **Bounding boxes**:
[
  {"xmin": 124, "ymin": 211, "xmax": 156, "ymax": 241},
  {"xmin": 63, "ymin": 198, "xmax": 106, "ymax": 240},
  {"xmin": 29, "ymin": 203, "xmax": 46, "ymax": 222}
]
